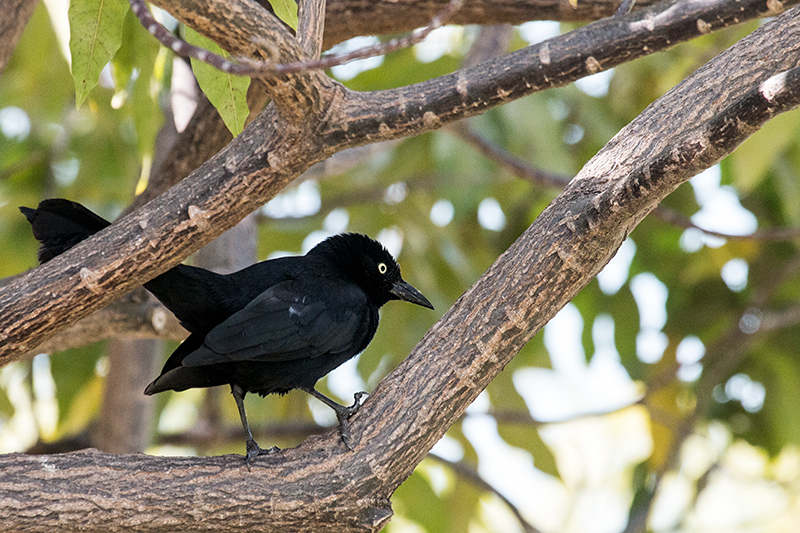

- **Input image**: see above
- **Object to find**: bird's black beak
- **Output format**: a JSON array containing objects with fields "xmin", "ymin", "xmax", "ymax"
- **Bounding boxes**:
[{"xmin": 391, "ymin": 279, "xmax": 434, "ymax": 310}]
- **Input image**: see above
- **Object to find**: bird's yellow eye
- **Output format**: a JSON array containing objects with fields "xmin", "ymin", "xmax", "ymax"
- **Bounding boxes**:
[{"xmin": 378, "ymin": 262, "xmax": 388, "ymax": 274}]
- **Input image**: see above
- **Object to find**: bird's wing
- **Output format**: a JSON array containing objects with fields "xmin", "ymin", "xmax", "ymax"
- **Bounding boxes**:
[{"xmin": 181, "ymin": 279, "xmax": 369, "ymax": 366}]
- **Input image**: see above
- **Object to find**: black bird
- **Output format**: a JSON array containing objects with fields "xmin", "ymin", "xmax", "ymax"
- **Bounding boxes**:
[{"xmin": 21, "ymin": 199, "xmax": 433, "ymax": 464}]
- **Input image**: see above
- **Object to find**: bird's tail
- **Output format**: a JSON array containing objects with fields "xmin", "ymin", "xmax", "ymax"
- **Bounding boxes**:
[{"xmin": 19, "ymin": 199, "xmax": 111, "ymax": 264}]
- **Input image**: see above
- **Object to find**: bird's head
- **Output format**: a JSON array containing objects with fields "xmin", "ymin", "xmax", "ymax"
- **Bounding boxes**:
[{"xmin": 310, "ymin": 233, "xmax": 434, "ymax": 310}]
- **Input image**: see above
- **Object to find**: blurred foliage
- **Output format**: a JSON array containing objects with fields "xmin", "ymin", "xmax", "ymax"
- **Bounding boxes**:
[{"xmin": 2, "ymin": 4, "xmax": 800, "ymax": 532}]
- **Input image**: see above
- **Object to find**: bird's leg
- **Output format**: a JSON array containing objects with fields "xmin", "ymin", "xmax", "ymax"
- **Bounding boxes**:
[
  {"xmin": 231, "ymin": 384, "xmax": 278, "ymax": 468},
  {"xmin": 304, "ymin": 388, "xmax": 368, "ymax": 451}
]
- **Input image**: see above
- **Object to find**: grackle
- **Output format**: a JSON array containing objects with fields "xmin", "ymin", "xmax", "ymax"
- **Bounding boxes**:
[{"xmin": 21, "ymin": 199, "xmax": 433, "ymax": 465}]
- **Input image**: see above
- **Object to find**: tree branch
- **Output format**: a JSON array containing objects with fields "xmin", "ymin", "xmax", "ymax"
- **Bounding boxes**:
[
  {"xmin": 321, "ymin": 0, "xmax": 792, "ymax": 148},
  {"xmin": 320, "ymin": 0, "xmax": 662, "ymax": 49},
  {"xmin": 1, "ymin": 6, "xmax": 799, "ymax": 532},
  {"xmin": 125, "ymin": 0, "xmax": 657, "ymax": 213},
  {"xmin": 147, "ymin": 0, "xmax": 334, "ymax": 121},
  {"xmin": 428, "ymin": 453, "xmax": 543, "ymax": 533},
  {"xmin": 298, "ymin": 0, "xmax": 327, "ymax": 58},
  {"xmin": 140, "ymin": 0, "xmax": 465, "ymax": 76},
  {"xmin": 24, "ymin": 289, "xmax": 186, "ymax": 357}
]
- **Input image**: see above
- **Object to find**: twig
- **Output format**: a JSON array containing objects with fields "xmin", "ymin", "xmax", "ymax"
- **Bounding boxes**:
[
  {"xmin": 129, "ymin": 0, "xmax": 464, "ymax": 76},
  {"xmin": 651, "ymin": 206, "xmax": 800, "ymax": 241},
  {"xmin": 625, "ymin": 250, "xmax": 800, "ymax": 533},
  {"xmin": 427, "ymin": 453, "xmax": 544, "ymax": 533},
  {"xmin": 615, "ymin": 0, "xmax": 637, "ymax": 17},
  {"xmin": 451, "ymin": 122, "xmax": 800, "ymax": 242},
  {"xmin": 449, "ymin": 122, "xmax": 572, "ymax": 189}
]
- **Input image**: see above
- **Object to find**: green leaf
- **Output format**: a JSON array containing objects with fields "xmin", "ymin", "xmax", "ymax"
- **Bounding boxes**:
[
  {"xmin": 184, "ymin": 27, "xmax": 251, "ymax": 137},
  {"xmin": 114, "ymin": 10, "xmax": 164, "ymax": 159},
  {"xmin": 265, "ymin": 0, "xmax": 299, "ymax": 31},
  {"xmin": 69, "ymin": 0, "xmax": 129, "ymax": 107}
]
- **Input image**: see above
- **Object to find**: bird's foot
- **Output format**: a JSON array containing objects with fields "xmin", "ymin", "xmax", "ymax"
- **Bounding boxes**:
[
  {"xmin": 347, "ymin": 391, "xmax": 368, "ymax": 416},
  {"xmin": 337, "ymin": 414, "xmax": 355, "ymax": 451},
  {"xmin": 336, "ymin": 392, "xmax": 368, "ymax": 451},
  {"xmin": 244, "ymin": 438, "xmax": 279, "ymax": 470}
]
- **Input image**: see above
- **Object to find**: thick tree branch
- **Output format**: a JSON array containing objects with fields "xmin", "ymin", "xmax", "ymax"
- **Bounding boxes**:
[
  {"xmin": 126, "ymin": 0, "xmax": 657, "ymax": 212},
  {"xmin": 1, "ymin": 7, "xmax": 799, "ymax": 531},
  {"xmin": 323, "ymin": 0, "xmax": 793, "ymax": 148},
  {"xmin": 24, "ymin": 289, "xmax": 186, "ymax": 357},
  {"xmin": 320, "ymin": 0, "xmax": 661, "ymax": 49}
]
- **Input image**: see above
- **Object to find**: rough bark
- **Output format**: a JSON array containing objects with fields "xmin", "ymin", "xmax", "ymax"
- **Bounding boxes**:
[
  {"xmin": 1, "ymin": 4, "xmax": 799, "ymax": 530},
  {"xmin": 120, "ymin": 0, "xmax": 748, "ymax": 211},
  {"xmin": 22, "ymin": 289, "xmax": 186, "ymax": 357},
  {"xmin": 1, "ymin": 0, "xmax": 790, "ymax": 365},
  {"xmin": 321, "ymin": 0, "xmax": 662, "ymax": 48}
]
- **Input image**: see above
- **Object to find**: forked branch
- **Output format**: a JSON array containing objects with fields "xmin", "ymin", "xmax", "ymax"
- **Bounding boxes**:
[{"xmin": 1, "ymin": 7, "xmax": 799, "ymax": 532}]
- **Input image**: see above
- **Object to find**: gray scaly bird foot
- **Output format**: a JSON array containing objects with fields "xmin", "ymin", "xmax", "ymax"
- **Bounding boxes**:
[{"xmin": 244, "ymin": 438, "xmax": 279, "ymax": 470}]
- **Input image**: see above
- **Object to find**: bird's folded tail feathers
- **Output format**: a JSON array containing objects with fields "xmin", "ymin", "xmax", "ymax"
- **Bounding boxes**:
[
  {"xmin": 144, "ymin": 365, "xmax": 229, "ymax": 395},
  {"xmin": 19, "ymin": 199, "xmax": 111, "ymax": 264}
]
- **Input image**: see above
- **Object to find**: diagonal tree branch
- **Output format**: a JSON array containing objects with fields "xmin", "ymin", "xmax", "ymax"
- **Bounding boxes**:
[
  {"xmin": 125, "ymin": 0, "xmax": 663, "ymax": 212},
  {"xmin": 326, "ymin": 0, "xmax": 793, "ymax": 147},
  {"xmin": 1, "ymin": 6, "xmax": 799, "ymax": 532},
  {"xmin": 0, "ymin": 0, "xmax": 794, "ymax": 369}
]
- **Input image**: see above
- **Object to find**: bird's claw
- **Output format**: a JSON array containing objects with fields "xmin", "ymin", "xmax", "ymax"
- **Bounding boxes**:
[
  {"xmin": 347, "ymin": 391, "xmax": 368, "ymax": 416},
  {"xmin": 338, "ymin": 416, "xmax": 355, "ymax": 451},
  {"xmin": 244, "ymin": 439, "xmax": 279, "ymax": 470},
  {"xmin": 337, "ymin": 392, "xmax": 368, "ymax": 451}
]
